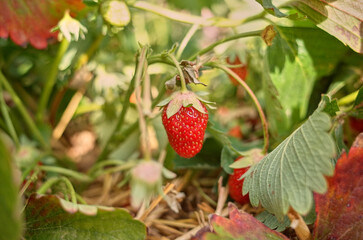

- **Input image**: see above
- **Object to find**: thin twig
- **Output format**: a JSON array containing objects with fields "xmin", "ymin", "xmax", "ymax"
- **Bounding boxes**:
[
  {"xmin": 175, "ymin": 225, "xmax": 204, "ymax": 240},
  {"xmin": 215, "ymin": 177, "xmax": 228, "ymax": 215},
  {"xmin": 52, "ymin": 90, "xmax": 84, "ymax": 139},
  {"xmin": 138, "ymin": 183, "xmax": 175, "ymax": 221},
  {"xmin": 153, "ymin": 219, "xmax": 197, "ymax": 229},
  {"xmin": 175, "ymin": 170, "xmax": 193, "ymax": 192},
  {"xmin": 135, "ymin": 48, "xmax": 151, "ymax": 160},
  {"xmin": 154, "ymin": 223, "xmax": 184, "ymax": 235},
  {"xmin": 197, "ymin": 202, "xmax": 215, "ymax": 214}
]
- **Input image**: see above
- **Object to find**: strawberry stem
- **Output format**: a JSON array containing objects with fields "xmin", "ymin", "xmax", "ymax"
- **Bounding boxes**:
[
  {"xmin": 131, "ymin": 1, "xmax": 266, "ymax": 27},
  {"xmin": 37, "ymin": 176, "xmax": 78, "ymax": 205},
  {"xmin": 210, "ymin": 63, "xmax": 269, "ymax": 154},
  {"xmin": 0, "ymin": 71, "xmax": 48, "ymax": 150},
  {"xmin": 0, "ymin": 80, "xmax": 19, "ymax": 148},
  {"xmin": 189, "ymin": 30, "xmax": 262, "ymax": 61},
  {"xmin": 176, "ymin": 24, "xmax": 200, "ymax": 60},
  {"xmin": 37, "ymin": 38, "xmax": 69, "ymax": 122},
  {"xmin": 19, "ymin": 168, "xmax": 40, "ymax": 197},
  {"xmin": 135, "ymin": 46, "xmax": 152, "ymax": 160},
  {"xmin": 168, "ymin": 53, "xmax": 188, "ymax": 92}
]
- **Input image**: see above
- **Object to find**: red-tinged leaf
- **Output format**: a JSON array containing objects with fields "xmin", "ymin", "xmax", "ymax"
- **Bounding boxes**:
[
  {"xmin": 314, "ymin": 132, "xmax": 363, "ymax": 240},
  {"xmin": 291, "ymin": 0, "xmax": 362, "ymax": 54},
  {"xmin": 193, "ymin": 203, "xmax": 289, "ymax": 240},
  {"xmin": 0, "ymin": 0, "xmax": 85, "ymax": 49}
]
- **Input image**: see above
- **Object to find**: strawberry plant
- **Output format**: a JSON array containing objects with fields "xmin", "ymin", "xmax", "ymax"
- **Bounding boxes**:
[
  {"xmin": 0, "ymin": 0, "xmax": 362, "ymax": 240},
  {"xmin": 161, "ymin": 97, "xmax": 209, "ymax": 158},
  {"xmin": 228, "ymin": 159, "xmax": 250, "ymax": 205}
]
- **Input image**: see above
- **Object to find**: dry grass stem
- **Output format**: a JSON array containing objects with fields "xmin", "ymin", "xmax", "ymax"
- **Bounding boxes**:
[
  {"xmin": 154, "ymin": 223, "xmax": 184, "ymax": 235},
  {"xmin": 138, "ymin": 183, "xmax": 175, "ymax": 221},
  {"xmin": 215, "ymin": 176, "xmax": 228, "ymax": 215},
  {"xmin": 287, "ymin": 208, "xmax": 312, "ymax": 240},
  {"xmin": 175, "ymin": 225, "xmax": 204, "ymax": 240},
  {"xmin": 197, "ymin": 202, "xmax": 215, "ymax": 214}
]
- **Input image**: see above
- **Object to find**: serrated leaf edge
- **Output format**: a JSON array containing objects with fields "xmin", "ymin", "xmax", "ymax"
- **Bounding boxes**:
[{"xmin": 241, "ymin": 111, "xmax": 336, "ymax": 219}]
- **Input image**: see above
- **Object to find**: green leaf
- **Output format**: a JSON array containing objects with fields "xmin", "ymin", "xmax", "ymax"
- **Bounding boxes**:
[
  {"xmin": 334, "ymin": 123, "xmax": 349, "ymax": 159},
  {"xmin": 0, "ymin": 138, "xmax": 22, "ymax": 240},
  {"xmin": 221, "ymin": 146, "xmax": 234, "ymax": 174},
  {"xmin": 243, "ymin": 111, "xmax": 336, "ymax": 219},
  {"xmin": 255, "ymin": 0, "xmax": 287, "ymax": 17},
  {"xmin": 83, "ymin": 0, "xmax": 99, "ymax": 7},
  {"xmin": 256, "ymin": 211, "xmax": 290, "ymax": 232},
  {"xmin": 322, "ymin": 95, "xmax": 340, "ymax": 117},
  {"xmin": 262, "ymin": 63, "xmax": 290, "ymax": 141},
  {"xmin": 109, "ymin": 129, "xmax": 140, "ymax": 160},
  {"xmin": 25, "ymin": 194, "xmax": 146, "ymax": 240},
  {"xmin": 256, "ymin": 206, "xmax": 316, "ymax": 232},
  {"xmin": 354, "ymin": 87, "xmax": 363, "ymax": 107},
  {"xmin": 207, "ymin": 123, "xmax": 233, "ymax": 148},
  {"xmin": 291, "ymin": 0, "xmax": 363, "ymax": 53},
  {"xmin": 265, "ymin": 26, "xmax": 347, "ymax": 131}
]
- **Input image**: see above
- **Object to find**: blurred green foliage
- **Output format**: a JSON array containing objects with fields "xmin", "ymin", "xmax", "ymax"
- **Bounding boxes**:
[{"xmin": 0, "ymin": 0, "xmax": 362, "ymax": 238}]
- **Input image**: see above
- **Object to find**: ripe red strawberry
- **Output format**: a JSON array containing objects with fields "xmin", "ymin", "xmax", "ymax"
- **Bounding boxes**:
[
  {"xmin": 226, "ymin": 56, "xmax": 248, "ymax": 86},
  {"xmin": 228, "ymin": 157, "xmax": 250, "ymax": 205},
  {"xmin": 160, "ymin": 91, "xmax": 209, "ymax": 158}
]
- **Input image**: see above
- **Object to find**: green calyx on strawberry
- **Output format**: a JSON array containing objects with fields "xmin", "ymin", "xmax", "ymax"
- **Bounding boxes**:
[{"xmin": 158, "ymin": 91, "xmax": 214, "ymax": 158}]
